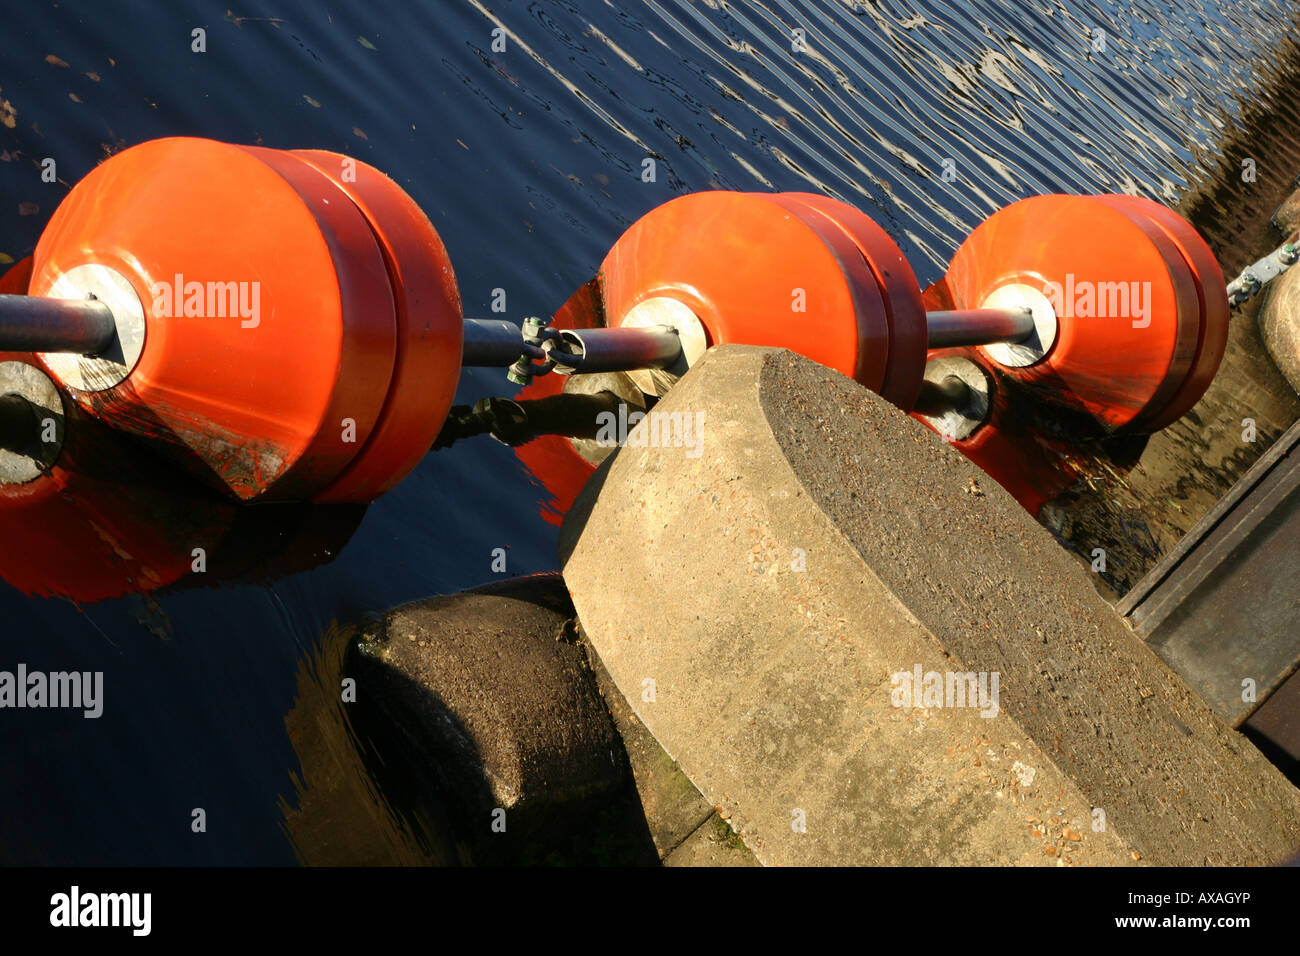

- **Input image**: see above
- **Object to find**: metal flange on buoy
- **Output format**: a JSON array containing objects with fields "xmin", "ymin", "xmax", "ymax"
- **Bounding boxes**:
[{"xmin": 0, "ymin": 135, "xmax": 1244, "ymax": 599}]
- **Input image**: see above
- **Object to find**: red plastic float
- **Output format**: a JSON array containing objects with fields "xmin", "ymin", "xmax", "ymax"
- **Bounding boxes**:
[
  {"xmin": 942, "ymin": 194, "xmax": 1202, "ymax": 432},
  {"xmin": 29, "ymin": 137, "xmax": 399, "ymax": 501},
  {"xmin": 514, "ymin": 190, "xmax": 926, "ymax": 521},
  {"xmin": 915, "ymin": 194, "xmax": 1231, "ymax": 514},
  {"xmin": 599, "ymin": 191, "xmax": 894, "ymax": 391}
]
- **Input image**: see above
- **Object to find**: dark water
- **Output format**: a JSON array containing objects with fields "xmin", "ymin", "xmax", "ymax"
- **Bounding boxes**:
[{"xmin": 0, "ymin": 0, "xmax": 1293, "ymax": 863}]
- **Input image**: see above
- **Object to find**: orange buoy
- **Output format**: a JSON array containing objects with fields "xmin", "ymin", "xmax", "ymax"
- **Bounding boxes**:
[
  {"xmin": 943, "ymin": 194, "xmax": 1200, "ymax": 432},
  {"xmin": 600, "ymin": 191, "xmax": 892, "ymax": 392},
  {"xmin": 288, "ymin": 149, "xmax": 464, "ymax": 502},
  {"xmin": 29, "ymin": 137, "xmax": 398, "ymax": 501},
  {"xmin": 512, "ymin": 191, "xmax": 930, "ymax": 522}
]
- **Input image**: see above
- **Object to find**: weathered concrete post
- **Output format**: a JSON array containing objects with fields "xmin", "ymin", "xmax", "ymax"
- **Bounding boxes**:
[
  {"xmin": 561, "ymin": 345, "xmax": 1300, "ymax": 866},
  {"xmin": 347, "ymin": 575, "xmax": 647, "ymax": 863},
  {"xmin": 1258, "ymin": 183, "xmax": 1300, "ymax": 395}
]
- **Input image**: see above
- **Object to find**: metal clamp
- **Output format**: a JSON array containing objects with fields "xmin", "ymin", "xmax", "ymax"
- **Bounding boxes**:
[{"xmin": 506, "ymin": 316, "xmax": 558, "ymax": 386}]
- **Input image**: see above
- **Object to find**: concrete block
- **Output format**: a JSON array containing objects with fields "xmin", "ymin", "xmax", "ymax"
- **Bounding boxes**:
[
  {"xmin": 349, "ymin": 574, "xmax": 656, "ymax": 863},
  {"xmin": 560, "ymin": 345, "xmax": 1300, "ymax": 866}
]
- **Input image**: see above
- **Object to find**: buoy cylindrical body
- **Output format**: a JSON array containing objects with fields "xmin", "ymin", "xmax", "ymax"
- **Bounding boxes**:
[{"xmin": 26, "ymin": 138, "xmax": 464, "ymax": 502}]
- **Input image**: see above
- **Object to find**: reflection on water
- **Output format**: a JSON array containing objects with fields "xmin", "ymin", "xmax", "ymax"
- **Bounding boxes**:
[{"xmin": 0, "ymin": 0, "xmax": 1296, "ymax": 863}]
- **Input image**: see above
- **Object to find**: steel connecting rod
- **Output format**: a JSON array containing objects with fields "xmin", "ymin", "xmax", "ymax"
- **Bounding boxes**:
[
  {"xmin": 460, "ymin": 306, "xmax": 1039, "ymax": 374},
  {"xmin": 0, "ymin": 297, "xmax": 1038, "ymax": 381},
  {"xmin": 924, "ymin": 307, "xmax": 1037, "ymax": 349},
  {"xmin": 0, "ymin": 294, "xmax": 118, "ymax": 355},
  {"xmin": 0, "ymin": 295, "xmax": 1040, "ymax": 450}
]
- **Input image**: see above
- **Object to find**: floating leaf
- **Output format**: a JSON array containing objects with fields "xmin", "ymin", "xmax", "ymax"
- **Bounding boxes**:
[
  {"xmin": 352, "ymin": 126, "xmax": 367, "ymax": 140},
  {"xmin": 68, "ymin": 92, "xmax": 82, "ymax": 103},
  {"xmin": 18, "ymin": 202, "xmax": 39, "ymax": 216},
  {"xmin": 45, "ymin": 54, "xmax": 69, "ymax": 68},
  {"xmin": 85, "ymin": 71, "xmax": 100, "ymax": 82},
  {"xmin": 0, "ymin": 91, "xmax": 15, "ymax": 129},
  {"xmin": 0, "ymin": 253, "xmax": 14, "ymax": 265},
  {"xmin": 303, "ymin": 94, "xmax": 321, "ymax": 108},
  {"xmin": 358, "ymin": 36, "xmax": 377, "ymax": 51}
]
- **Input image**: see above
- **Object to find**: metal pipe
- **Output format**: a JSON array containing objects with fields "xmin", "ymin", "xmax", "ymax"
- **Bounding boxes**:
[
  {"xmin": 470, "ymin": 308, "xmax": 1035, "ymax": 372},
  {"xmin": 463, "ymin": 317, "xmax": 684, "ymax": 374},
  {"xmin": 0, "ymin": 294, "xmax": 118, "ymax": 354},
  {"xmin": 0, "ymin": 392, "xmax": 38, "ymax": 453},
  {"xmin": 462, "ymin": 318, "xmax": 531, "ymax": 367},
  {"xmin": 433, "ymin": 390, "xmax": 635, "ymax": 449},
  {"xmin": 925, "ymin": 308, "xmax": 1035, "ymax": 349},
  {"xmin": 552, "ymin": 325, "xmax": 682, "ymax": 374}
]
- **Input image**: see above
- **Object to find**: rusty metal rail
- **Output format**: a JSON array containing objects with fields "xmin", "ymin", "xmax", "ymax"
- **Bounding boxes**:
[{"xmin": 1118, "ymin": 416, "xmax": 1300, "ymax": 734}]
